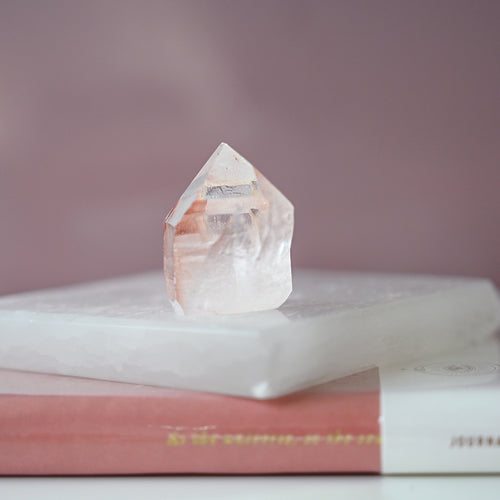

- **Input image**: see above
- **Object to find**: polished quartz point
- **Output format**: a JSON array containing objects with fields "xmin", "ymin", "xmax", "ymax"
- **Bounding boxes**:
[{"xmin": 164, "ymin": 143, "xmax": 294, "ymax": 315}]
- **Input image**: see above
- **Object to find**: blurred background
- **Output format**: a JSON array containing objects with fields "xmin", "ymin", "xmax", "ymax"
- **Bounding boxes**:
[{"xmin": 1, "ymin": 0, "xmax": 499, "ymax": 294}]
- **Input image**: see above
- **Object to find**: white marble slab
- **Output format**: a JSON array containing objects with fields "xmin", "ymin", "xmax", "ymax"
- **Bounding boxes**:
[{"xmin": 0, "ymin": 270, "xmax": 498, "ymax": 398}]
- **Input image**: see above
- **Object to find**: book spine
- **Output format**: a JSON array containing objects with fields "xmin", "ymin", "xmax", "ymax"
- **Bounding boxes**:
[{"xmin": 0, "ymin": 391, "xmax": 380, "ymax": 475}]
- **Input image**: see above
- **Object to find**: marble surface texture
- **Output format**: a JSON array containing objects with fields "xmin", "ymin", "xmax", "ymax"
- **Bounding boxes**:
[{"xmin": 0, "ymin": 270, "xmax": 498, "ymax": 398}]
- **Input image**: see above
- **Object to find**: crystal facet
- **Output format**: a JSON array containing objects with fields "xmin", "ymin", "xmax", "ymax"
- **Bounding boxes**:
[{"xmin": 164, "ymin": 143, "xmax": 294, "ymax": 315}]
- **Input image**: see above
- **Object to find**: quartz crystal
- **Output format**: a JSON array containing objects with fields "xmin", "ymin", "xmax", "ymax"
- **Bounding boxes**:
[{"xmin": 163, "ymin": 143, "xmax": 294, "ymax": 315}]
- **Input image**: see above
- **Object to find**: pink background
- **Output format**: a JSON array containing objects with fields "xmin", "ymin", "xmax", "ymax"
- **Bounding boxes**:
[{"xmin": 1, "ymin": 0, "xmax": 499, "ymax": 294}]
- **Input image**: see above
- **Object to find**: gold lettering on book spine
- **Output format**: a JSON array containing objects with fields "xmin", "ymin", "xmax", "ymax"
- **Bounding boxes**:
[
  {"xmin": 304, "ymin": 435, "xmax": 321, "ymax": 445},
  {"xmin": 191, "ymin": 432, "xmax": 217, "ymax": 445},
  {"xmin": 166, "ymin": 431, "xmax": 381, "ymax": 447},
  {"xmin": 166, "ymin": 432, "xmax": 186, "ymax": 446}
]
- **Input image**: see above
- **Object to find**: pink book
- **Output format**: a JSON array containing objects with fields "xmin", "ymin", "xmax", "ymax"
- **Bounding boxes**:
[
  {"xmin": 2, "ymin": 333, "xmax": 500, "ymax": 475},
  {"xmin": 0, "ymin": 368, "xmax": 379, "ymax": 475}
]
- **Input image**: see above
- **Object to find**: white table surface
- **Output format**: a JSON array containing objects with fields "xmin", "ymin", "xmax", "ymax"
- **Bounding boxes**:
[{"xmin": 1, "ymin": 476, "xmax": 499, "ymax": 500}]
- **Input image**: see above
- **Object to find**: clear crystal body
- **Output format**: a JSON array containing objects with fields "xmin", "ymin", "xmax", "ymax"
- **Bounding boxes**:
[{"xmin": 164, "ymin": 143, "xmax": 294, "ymax": 315}]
